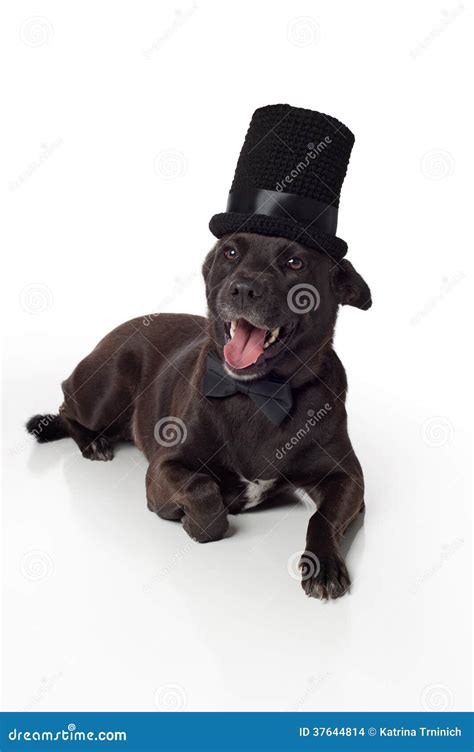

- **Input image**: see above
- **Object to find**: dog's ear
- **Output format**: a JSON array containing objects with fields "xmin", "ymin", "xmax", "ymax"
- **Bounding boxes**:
[
  {"xmin": 202, "ymin": 246, "xmax": 218, "ymax": 298},
  {"xmin": 202, "ymin": 248, "xmax": 214, "ymax": 282},
  {"xmin": 330, "ymin": 260, "xmax": 372, "ymax": 310}
]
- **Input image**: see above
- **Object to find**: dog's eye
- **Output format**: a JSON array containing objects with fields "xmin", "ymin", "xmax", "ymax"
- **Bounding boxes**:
[
  {"xmin": 223, "ymin": 247, "xmax": 239, "ymax": 261},
  {"xmin": 287, "ymin": 257, "xmax": 304, "ymax": 270}
]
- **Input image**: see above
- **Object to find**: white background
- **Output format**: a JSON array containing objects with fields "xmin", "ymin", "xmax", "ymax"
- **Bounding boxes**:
[{"xmin": 1, "ymin": 0, "xmax": 472, "ymax": 712}]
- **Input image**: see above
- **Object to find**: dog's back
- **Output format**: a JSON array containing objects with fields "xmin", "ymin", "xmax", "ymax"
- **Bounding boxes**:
[{"xmin": 26, "ymin": 313, "xmax": 208, "ymax": 458}]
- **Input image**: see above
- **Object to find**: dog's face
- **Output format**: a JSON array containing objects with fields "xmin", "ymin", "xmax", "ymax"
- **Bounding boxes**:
[{"xmin": 203, "ymin": 232, "xmax": 371, "ymax": 380}]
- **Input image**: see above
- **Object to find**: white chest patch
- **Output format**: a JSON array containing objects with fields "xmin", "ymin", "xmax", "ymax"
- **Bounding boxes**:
[{"xmin": 240, "ymin": 476, "xmax": 276, "ymax": 509}]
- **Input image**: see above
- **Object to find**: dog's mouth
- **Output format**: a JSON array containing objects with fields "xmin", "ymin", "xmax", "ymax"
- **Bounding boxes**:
[{"xmin": 223, "ymin": 318, "xmax": 294, "ymax": 371}]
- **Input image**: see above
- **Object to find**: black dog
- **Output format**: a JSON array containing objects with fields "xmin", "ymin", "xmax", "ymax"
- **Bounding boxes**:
[{"xmin": 27, "ymin": 232, "xmax": 371, "ymax": 599}]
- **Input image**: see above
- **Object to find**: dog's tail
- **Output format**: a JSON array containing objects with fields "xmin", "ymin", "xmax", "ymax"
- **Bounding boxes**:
[{"xmin": 26, "ymin": 413, "xmax": 69, "ymax": 444}]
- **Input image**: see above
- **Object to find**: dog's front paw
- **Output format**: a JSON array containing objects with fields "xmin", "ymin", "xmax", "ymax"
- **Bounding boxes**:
[
  {"xmin": 299, "ymin": 550, "xmax": 351, "ymax": 600},
  {"xmin": 182, "ymin": 511, "xmax": 229, "ymax": 543}
]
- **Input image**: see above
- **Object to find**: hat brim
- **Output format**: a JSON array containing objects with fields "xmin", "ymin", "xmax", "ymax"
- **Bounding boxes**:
[{"xmin": 209, "ymin": 212, "xmax": 348, "ymax": 263}]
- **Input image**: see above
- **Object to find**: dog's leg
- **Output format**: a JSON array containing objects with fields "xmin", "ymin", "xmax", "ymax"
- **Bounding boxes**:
[
  {"xmin": 301, "ymin": 462, "xmax": 364, "ymax": 600},
  {"xmin": 146, "ymin": 458, "xmax": 183, "ymax": 522},
  {"xmin": 146, "ymin": 453, "xmax": 228, "ymax": 543},
  {"xmin": 62, "ymin": 417, "xmax": 114, "ymax": 461}
]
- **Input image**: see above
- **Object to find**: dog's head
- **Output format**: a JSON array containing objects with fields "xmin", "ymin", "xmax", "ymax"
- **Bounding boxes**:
[{"xmin": 202, "ymin": 233, "xmax": 371, "ymax": 380}]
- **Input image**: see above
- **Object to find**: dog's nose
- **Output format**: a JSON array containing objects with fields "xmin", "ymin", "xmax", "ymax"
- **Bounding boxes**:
[{"xmin": 229, "ymin": 278, "xmax": 263, "ymax": 303}]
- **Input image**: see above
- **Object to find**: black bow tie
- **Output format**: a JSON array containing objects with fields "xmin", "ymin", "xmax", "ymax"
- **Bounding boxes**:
[{"xmin": 202, "ymin": 352, "xmax": 292, "ymax": 426}]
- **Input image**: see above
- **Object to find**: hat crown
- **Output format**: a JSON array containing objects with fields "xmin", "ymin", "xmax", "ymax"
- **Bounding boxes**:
[
  {"xmin": 209, "ymin": 104, "xmax": 355, "ymax": 262},
  {"xmin": 230, "ymin": 104, "xmax": 354, "ymax": 208}
]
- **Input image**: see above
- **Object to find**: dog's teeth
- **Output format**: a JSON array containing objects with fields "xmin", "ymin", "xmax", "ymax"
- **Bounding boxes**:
[
  {"xmin": 264, "ymin": 328, "xmax": 280, "ymax": 347},
  {"xmin": 230, "ymin": 320, "xmax": 237, "ymax": 337}
]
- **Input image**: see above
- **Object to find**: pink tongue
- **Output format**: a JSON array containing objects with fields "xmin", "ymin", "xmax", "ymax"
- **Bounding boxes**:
[{"xmin": 224, "ymin": 320, "xmax": 267, "ymax": 369}]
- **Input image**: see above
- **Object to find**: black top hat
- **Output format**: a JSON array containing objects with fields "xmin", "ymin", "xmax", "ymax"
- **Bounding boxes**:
[{"xmin": 209, "ymin": 104, "xmax": 355, "ymax": 262}]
